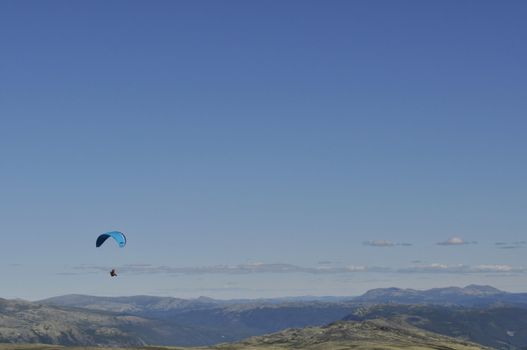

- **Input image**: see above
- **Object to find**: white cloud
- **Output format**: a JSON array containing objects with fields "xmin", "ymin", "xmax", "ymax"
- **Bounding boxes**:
[
  {"xmin": 400, "ymin": 263, "xmax": 524, "ymax": 274},
  {"xmin": 437, "ymin": 236, "xmax": 476, "ymax": 246},
  {"xmin": 473, "ymin": 265, "xmax": 515, "ymax": 272},
  {"xmin": 400, "ymin": 263, "xmax": 469, "ymax": 273},
  {"xmin": 345, "ymin": 265, "xmax": 367, "ymax": 272}
]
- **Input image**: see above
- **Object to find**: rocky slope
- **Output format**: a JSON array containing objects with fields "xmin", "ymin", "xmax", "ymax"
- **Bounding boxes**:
[
  {"xmin": 0, "ymin": 297, "xmax": 222, "ymax": 347},
  {"xmin": 0, "ymin": 318, "xmax": 490, "ymax": 350},
  {"xmin": 0, "ymin": 297, "xmax": 145, "ymax": 346},
  {"xmin": 345, "ymin": 304, "xmax": 527, "ymax": 349},
  {"xmin": 218, "ymin": 318, "xmax": 488, "ymax": 350}
]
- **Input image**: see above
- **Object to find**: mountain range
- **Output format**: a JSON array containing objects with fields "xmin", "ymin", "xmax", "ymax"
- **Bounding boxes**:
[{"xmin": 1, "ymin": 285, "xmax": 526, "ymax": 349}]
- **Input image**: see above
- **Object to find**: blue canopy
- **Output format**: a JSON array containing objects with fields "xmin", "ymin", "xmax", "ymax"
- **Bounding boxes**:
[{"xmin": 96, "ymin": 231, "xmax": 127, "ymax": 248}]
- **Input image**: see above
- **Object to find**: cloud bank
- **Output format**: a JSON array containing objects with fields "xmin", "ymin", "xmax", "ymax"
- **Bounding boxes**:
[
  {"xmin": 400, "ymin": 263, "xmax": 520, "ymax": 274},
  {"xmin": 70, "ymin": 262, "xmax": 525, "ymax": 276}
]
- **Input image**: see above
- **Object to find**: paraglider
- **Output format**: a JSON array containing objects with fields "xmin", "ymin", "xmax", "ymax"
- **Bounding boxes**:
[
  {"xmin": 96, "ymin": 231, "xmax": 126, "ymax": 277},
  {"xmin": 96, "ymin": 231, "xmax": 127, "ymax": 248}
]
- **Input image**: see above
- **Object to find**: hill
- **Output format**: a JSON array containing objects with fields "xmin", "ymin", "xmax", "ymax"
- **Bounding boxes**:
[
  {"xmin": 226, "ymin": 318, "xmax": 488, "ymax": 350},
  {"xmin": 0, "ymin": 318, "xmax": 489, "ymax": 350},
  {"xmin": 0, "ymin": 298, "xmax": 225, "ymax": 347}
]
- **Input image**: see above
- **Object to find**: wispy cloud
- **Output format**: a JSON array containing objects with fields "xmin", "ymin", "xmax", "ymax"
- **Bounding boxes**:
[
  {"xmin": 437, "ymin": 237, "xmax": 477, "ymax": 246},
  {"xmin": 399, "ymin": 263, "xmax": 467, "ymax": 273},
  {"xmin": 473, "ymin": 264, "xmax": 516, "ymax": 272},
  {"xmin": 317, "ymin": 260, "xmax": 333, "ymax": 265},
  {"xmin": 56, "ymin": 272, "xmax": 89, "ymax": 276},
  {"xmin": 495, "ymin": 241, "xmax": 526, "ymax": 249},
  {"xmin": 363, "ymin": 240, "xmax": 412, "ymax": 247}
]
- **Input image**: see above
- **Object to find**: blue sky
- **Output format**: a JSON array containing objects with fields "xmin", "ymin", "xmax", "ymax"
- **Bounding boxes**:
[{"xmin": 1, "ymin": 0, "xmax": 526, "ymax": 300}]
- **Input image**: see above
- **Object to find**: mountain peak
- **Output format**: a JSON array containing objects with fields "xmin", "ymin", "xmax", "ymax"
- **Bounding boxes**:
[
  {"xmin": 354, "ymin": 284, "xmax": 511, "ymax": 305},
  {"xmin": 462, "ymin": 285, "xmax": 503, "ymax": 295}
]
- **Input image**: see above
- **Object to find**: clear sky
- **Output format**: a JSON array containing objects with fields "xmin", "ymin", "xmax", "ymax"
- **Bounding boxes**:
[{"xmin": 1, "ymin": 0, "xmax": 526, "ymax": 300}]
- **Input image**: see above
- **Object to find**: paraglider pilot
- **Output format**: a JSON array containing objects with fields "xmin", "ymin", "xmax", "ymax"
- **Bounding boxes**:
[{"xmin": 96, "ymin": 231, "xmax": 126, "ymax": 278}]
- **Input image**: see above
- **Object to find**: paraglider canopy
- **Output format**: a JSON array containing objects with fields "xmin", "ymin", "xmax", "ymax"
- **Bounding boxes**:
[{"xmin": 96, "ymin": 231, "xmax": 126, "ymax": 248}]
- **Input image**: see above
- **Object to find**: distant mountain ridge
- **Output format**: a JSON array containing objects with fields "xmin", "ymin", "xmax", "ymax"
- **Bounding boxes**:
[
  {"xmin": 40, "ymin": 284, "xmax": 527, "ymax": 311},
  {"xmin": 359, "ymin": 285, "xmax": 502, "ymax": 299},
  {"xmin": 353, "ymin": 284, "xmax": 527, "ymax": 306},
  {"xmin": 360, "ymin": 284, "xmax": 501, "ymax": 298},
  {"xmin": 40, "ymin": 294, "xmax": 222, "ymax": 313},
  {"xmin": 39, "ymin": 294, "xmax": 352, "ymax": 313}
]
